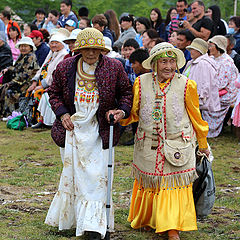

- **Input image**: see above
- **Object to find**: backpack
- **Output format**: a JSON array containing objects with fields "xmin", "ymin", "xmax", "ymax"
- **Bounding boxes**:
[{"xmin": 193, "ymin": 147, "xmax": 215, "ymax": 218}]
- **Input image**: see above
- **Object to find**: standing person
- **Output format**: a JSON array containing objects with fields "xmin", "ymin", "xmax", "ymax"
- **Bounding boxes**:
[
  {"xmin": 182, "ymin": 0, "xmax": 214, "ymax": 41},
  {"xmin": 42, "ymin": 10, "xmax": 59, "ymax": 34},
  {"xmin": 0, "ymin": 10, "xmax": 21, "ymax": 39},
  {"xmin": 113, "ymin": 15, "xmax": 136, "ymax": 52},
  {"xmin": 29, "ymin": 30, "xmax": 50, "ymax": 67},
  {"xmin": 135, "ymin": 17, "xmax": 151, "ymax": 47},
  {"xmin": 32, "ymin": 8, "xmax": 46, "ymax": 30},
  {"xmin": 150, "ymin": 8, "xmax": 167, "ymax": 40},
  {"xmin": 205, "ymin": 5, "xmax": 227, "ymax": 36},
  {"xmin": 44, "ymin": 28, "xmax": 133, "ymax": 239},
  {"xmin": 78, "ymin": 6, "xmax": 89, "ymax": 19},
  {"xmin": 57, "ymin": 0, "xmax": 78, "ymax": 28},
  {"xmin": 104, "ymin": 9, "xmax": 120, "ymax": 41},
  {"xmin": 183, "ymin": 38, "xmax": 220, "ymax": 112},
  {"xmin": 169, "ymin": 0, "xmax": 188, "ymax": 35},
  {"xmin": 202, "ymin": 35, "xmax": 238, "ymax": 137},
  {"xmin": 7, "ymin": 26, "xmax": 21, "ymax": 63},
  {"xmin": 121, "ymin": 42, "xmax": 209, "ymax": 240},
  {"xmin": 228, "ymin": 16, "xmax": 240, "ymax": 54}
]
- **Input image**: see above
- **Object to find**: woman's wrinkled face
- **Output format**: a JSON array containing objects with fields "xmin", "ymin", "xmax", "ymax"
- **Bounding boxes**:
[
  {"xmin": 190, "ymin": 49, "xmax": 202, "ymax": 60},
  {"xmin": 19, "ymin": 44, "xmax": 32, "ymax": 55},
  {"xmin": 49, "ymin": 41, "xmax": 64, "ymax": 52},
  {"xmin": 150, "ymin": 10, "xmax": 158, "ymax": 22},
  {"xmin": 156, "ymin": 57, "xmax": 177, "ymax": 82},
  {"xmin": 80, "ymin": 48, "xmax": 101, "ymax": 65}
]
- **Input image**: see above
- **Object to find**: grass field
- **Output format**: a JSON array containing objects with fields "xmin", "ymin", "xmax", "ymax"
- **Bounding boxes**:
[{"xmin": 0, "ymin": 122, "xmax": 239, "ymax": 240}]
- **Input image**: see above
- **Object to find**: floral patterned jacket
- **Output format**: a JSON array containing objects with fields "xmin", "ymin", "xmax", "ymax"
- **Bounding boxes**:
[{"xmin": 49, "ymin": 54, "xmax": 133, "ymax": 149}]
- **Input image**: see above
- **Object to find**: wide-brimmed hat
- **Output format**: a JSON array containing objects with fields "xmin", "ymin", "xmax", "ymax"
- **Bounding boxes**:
[
  {"xmin": 186, "ymin": 38, "xmax": 208, "ymax": 55},
  {"xmin": 142, "ymin": 42, "xmax": 186, "ymax": 70},
  {"xmin": 49, "ymin": 28, "xmax": 70, "ymax": 45},
  {"xmin": 15, "ymin": 37, "xmax": 36, "ymax": 51},
  {"xmin": 208, "ymin": 35, "xmax": 228, "ymax": 53},
  {"xmin": 64, "ymin": 29, "xmax": 82, "ymax": 42},
  {"xmin": 73, "ymin": 27, "xmax": 108, "ymax": 52}
]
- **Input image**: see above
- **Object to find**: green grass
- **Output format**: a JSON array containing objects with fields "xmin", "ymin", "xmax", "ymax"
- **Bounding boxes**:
[{"xmin": 0, "ymin": 122, "xmax": 239, "ymax": 240}]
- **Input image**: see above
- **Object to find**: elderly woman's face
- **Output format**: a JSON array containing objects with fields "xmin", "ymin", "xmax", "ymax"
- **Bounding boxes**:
[
  {"xmin": 49, "ymin": 41, "xmax": 64, "ymax": 52},
  {"xmin": 156, "ymin": 57, "xmax": 177, "ymax": 82},
  {"xmin": 19, "ymin": 44, "xmax": 32, "ymax": 55},
  {"xmin": 190, "ymin": 49, "xmax": 201, "ymax": 60},
  {"xmin": 80, "ymin": 48, "xmax": 101, "ymax": 65},
  {"xmin": 208, "ymin": 42, "xmax": 219, "ymax": 57}
]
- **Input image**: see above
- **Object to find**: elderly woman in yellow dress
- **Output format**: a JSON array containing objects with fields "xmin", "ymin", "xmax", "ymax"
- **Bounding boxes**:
[{"xmin": 121, "ymin": 42, "xmax": 209, "ymax": 240}]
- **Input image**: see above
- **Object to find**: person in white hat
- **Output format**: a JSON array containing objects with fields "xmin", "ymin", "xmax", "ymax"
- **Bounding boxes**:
[
  {"xmin": 27, "ymin": 30, "xmax": 68, "ymax": 128},
  {"xmin": 121, "ymin": 42, "xmax": 209, "ymax": 240},
  {"xmin": 0, "ymin": 36, "xmax": 39, "ymax": 116},
  {"xmin": 183, "ymin": 38, "xmax": 221, "ymax": 112},
  {"xmin": 201, "ymin": 35, "xmax": 239, "ymax": 137},
  {"xmin": 44, "ymin": 28, "xmax": 132, "ymax": 240}
]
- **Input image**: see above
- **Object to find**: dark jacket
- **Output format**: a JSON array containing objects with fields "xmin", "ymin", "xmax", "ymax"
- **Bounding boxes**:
[
  {"xmin": 35, "ymin": 42, "xmax": 50, "ymax": 67},
  {"xmin": 0, "ymin": 43, "xmax": 13, "ymax": 72},
  {"xmin": 49, "ymin": 54, "xmax": 133, "ymax": 149}
]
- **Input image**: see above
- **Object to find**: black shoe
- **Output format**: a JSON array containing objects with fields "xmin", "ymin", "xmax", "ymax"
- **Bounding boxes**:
[
  {"xmin": 87, "ymin": 231, "xmax": 101, "ymax": 240},
  {"xmin": 123, "ymin": 138, "xmax": 134, "ymax": 146},
  {"xmin": 31, "ymin": 122, "xmax": 44, "ymax": 129}
]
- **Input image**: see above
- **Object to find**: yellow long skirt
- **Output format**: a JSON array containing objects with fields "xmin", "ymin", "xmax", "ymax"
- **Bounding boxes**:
[{"xmin": 128, "ymin": 179, "xmax": 197, "ymax": 233}]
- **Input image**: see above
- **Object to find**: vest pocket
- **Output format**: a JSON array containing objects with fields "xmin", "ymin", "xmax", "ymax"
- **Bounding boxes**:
[
  {"xmin": 164, "ymin": 139, "xmax": 195, "ymax": 167},
  {"xmin": 134, "ymin": 127, "xmax": 145, "ymax": 150}
]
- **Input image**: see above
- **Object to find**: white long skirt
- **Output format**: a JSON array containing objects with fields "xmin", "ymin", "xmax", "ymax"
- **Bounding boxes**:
[{"xmin": 45, "ymin": 112, "xmax": 114, "ymax": 238}]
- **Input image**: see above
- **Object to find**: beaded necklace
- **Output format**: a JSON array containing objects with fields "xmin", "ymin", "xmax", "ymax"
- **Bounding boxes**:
[{"xmin": 151, "ymin": 73, "xmax": 173, "ymax": 122}]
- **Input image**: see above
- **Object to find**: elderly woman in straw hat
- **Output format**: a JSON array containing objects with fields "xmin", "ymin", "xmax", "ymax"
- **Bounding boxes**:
[
  {"xmin": 44, "ymin": 28, "xmax": 132, "ymax": 239},
  {"xmin": 0, "ymin": 36, "xmax": 39, "ymax": 115},
  {"xmin": 202, "ymin": 35, "xmax": 238, "ymax": 138},
  {"xmin": 183, "ymin": 38, "xmax": 220, "ymax": 112},
  {"xmin": 121, "ymin": 42, "xmax": 209, "ymax": 240}
]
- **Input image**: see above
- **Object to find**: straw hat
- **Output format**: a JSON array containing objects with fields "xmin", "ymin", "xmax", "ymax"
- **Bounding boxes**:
[
  {"xmin": 186, "ymin": 38, "xmax": 208, "ymax": 55},
  {"xmin": 103, "ymin": 36, "xmax": 112, "ymax": 51},
  {"xmin": 15, "ymin": 37, "xmax": 36, "ymax": 51},
  {"xmin": 208, "ymin": 35, "xmax": 228, "ymax": 53},
  {"xmin": 142, "ymin": 42, "xmax": 186, "ymax": 70},
  {"xmin": 73, "ymin": 27, "xmax": 108, "ymax": 52},
  {"xmin": 64, "ymin": 29, "xmax": 82, "ymax": 42}
]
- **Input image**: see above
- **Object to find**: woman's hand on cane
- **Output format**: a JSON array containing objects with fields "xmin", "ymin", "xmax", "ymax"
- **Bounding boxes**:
[
  {"xmin": 61, "ymin": 113, "xmax": 74, "ymax": 131},
  {"xmin": 106, "ymin": 109, "xmax": 125, "ymax": 124}
]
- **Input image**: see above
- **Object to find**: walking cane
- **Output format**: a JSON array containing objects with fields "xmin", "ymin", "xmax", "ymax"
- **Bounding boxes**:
[{"xmin": 105, "ymin": 114, "xmax": 115, "ymax": 240}]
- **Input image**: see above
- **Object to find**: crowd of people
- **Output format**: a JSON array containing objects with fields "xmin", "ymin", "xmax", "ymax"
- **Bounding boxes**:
[{"xmin": 0, "ymin": 0, "xmax": 240, "ymax": 239}]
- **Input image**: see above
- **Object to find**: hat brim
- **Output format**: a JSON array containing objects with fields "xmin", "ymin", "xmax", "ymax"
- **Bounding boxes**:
[
  {"xmin": 15, "ymin": 42, "xmax": 36, "ymax": 51},
  {"xmin": 186, "ymin": 45, "xmax": 205, "ymax": 55},
  {"xmin": 142, "ymin": 46, "xmax": 186, "ymax": 70},
  {"xmin": 73, "ymin": 45, "xmax": 109, "ymax": 52}
]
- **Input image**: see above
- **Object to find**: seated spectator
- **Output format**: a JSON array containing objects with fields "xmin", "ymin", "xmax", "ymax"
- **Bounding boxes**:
[
  {"xmin": 147, "ymin": 37, "xmax": 165, "ymax": 52},
  {"xmin": 23, "ymin": 23, "xmax": 38, "ymax": 37},
  {"xmin": 0, "ymin": 10, "xmax": 21, "ymax": 39},
  {"xmin": 0, "ymin": 31, "xmax": 13, "ymax": 75},
  {"xmin": 168, "ymin": 29, "xmax": 178, "ymax": 46},
  {"xmin": 176, "ymin": 29, "xmax": 195, "ymax": 72},
  {"xmin": 228, "ymin": 16, "xmax": 240, "ymax": 54},
  {"xmin": 150, "ymin": 8, "xmax": 167, "ymax": 40},
  {"xmin": 135, "ymin": 17, "xmax": 151, "ymax": 47},
  {"xmin": 29, "ymin": 30, "xmax": 50, "ymax": 67},
  {"xmin": 65, "ymin": 19, "xmax": 76, "ymax": 32},
  {"xmin": 78, "ymin": 17, "xmax": 91, "ymax": 29},
  {"xmin": 7, "ymin": 26, "xmax": 21, "ymax": 63},
  {"xmin": 142, "ymin": 29, "xmax": 159, "ymax": 50},
  {"xmin": 101, "ymin": 37, "xmax": 121, "ymax": 58},
  {"xmin": 205, "ymin": 5, "xmax": 227, "ymax": 36},
  {"xmin": 42, "ymin": 10, "xmax": 59, "ymax": 34},
  {"xmin": 63, "ymin": 28, "xmax": 81, "ymax": 58},
  {"xmin": 27, "ymin": 31, "xmax": 68, "ymax": 128},
  {"xmin": 32, "ymin": 8, "xmax": 46, "ymax": 30},
  {"xmin": 122, "ymin": 39, "xmax": 139, "ymax": 85},
  {"xmin": 113, "ymin": 14, "xmax": 136, "ymax": 52},
  {"xmin": 92, "ymin": 14, "xmax": 114, "ymax": 45},
  {"xmin": 226, "ymin": 34, "xmax": 240, "ymax": 72},
  {"xmin": 183, "ymin": 38, "xmax": 220, "ymax": 112},
  {"xmin": 202, "ymin": 35, "xmax": 238, "ymax": 137},
  {"xmin": 58, "ymin": 0, "xmax": 78, "ymax": 28},
  {"xmin": 0, "ymin": 37, "xmax": 39, "ymax": 115}
]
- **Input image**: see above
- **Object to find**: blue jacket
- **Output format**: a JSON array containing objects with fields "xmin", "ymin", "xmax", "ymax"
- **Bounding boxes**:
[
  {"xmin": 35, "ymin": 42, "xmax": 50, "ymax": 67},
  {"xmin": 57, "ymin": 11, "xmax": 78, "ymax": 28}
]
